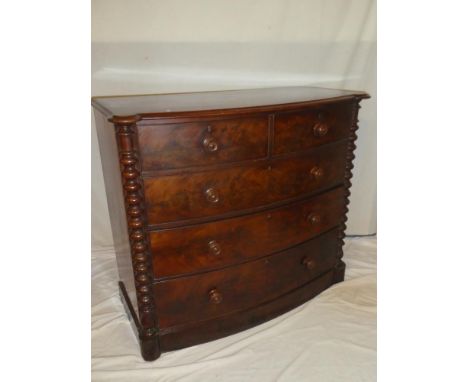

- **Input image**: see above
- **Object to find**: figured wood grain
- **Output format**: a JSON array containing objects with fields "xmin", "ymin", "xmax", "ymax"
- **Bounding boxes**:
[
  {"xmin": 138, "ymin": 115, "xmax": 269, "ymax": 170},
  {"xmin": 144, "ymin": 140, "xmax": 348, "ymax": 225},
  {"xmin": 154, "ymin": 229, "xmax": 339, "ymax": 328},
  {"xmin": 158, "ymin": 269, "xmax": 335, "ymax": 351},
  {"xmin": 92, "ymin": 86, "xmax": 370, "ymax": 361},
  {"xmin": 150, "ymin": 187, "xmax": 345, "ymax": 278},
  {"xmin": 273, "ymin": 100, "xmax": 355, "ymax": 154}
]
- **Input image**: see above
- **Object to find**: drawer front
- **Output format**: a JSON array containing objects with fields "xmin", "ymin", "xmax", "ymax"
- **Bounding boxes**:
[
  {"xmin": 154, "ymin": 229, "xmax": 339, "ymax": 328},
  {"xmin": 138, "ymin": 116, "xmax": 269, "ymax": 171},
  {"xmin": 144, "ymin": 140, "xmax": 347, "ymax": 225},
  {"xmin": 151, "ymin": 187, "xmax": 344, "ymax": 278},
  {"xmin": 273, "ymin": 101, "xmax": 354, "ymax": 155}
]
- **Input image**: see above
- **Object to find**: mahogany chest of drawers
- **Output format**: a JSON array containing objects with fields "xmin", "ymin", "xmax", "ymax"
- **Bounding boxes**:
[{"xmin": 92, "ymin": 86, "xmax": 369, "ymax": 361}]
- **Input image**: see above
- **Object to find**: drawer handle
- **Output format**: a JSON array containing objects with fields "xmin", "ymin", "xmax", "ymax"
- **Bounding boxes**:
[
  {"xmin": 310, "ymin": 166, "xmax": 324, "ymax": 180},
  {"xmin": 302, "ymin": 257, "xmax": 316, "ymax": 270},
  {"xmin": 205, "ymin": 187, "xmax": 220, "ymax": 203},
  {"xmin": 313, "ymin": 122, "xmax": 329, "ymax": 137},
  {"xmin": 208, "ymin": 288, "xmax": 223, "ymax": 304},
  {"xmin": 307, "ymin": 213, "xmax": 321, "ymax": 225},
  {"xmin": 203, "ymin": 136, "xmax": 218, "ymax": 152},
  {"xmin": 202, "ymin": 125, "xmax": 219, "ymax": 152},
  {"xmin": 208, "ymin": 240, "xmax": 221, "ymax": 256}
]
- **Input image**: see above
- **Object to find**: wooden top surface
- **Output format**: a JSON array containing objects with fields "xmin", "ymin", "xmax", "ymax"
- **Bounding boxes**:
[{"xmin": 92, "ymin": 86, "xmax": 369, "ymax": 120}]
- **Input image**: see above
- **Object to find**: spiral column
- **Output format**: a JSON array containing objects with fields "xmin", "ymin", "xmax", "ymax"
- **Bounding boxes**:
[
  {"xmin": 334, "ymin": 98, "xmax": 363, "ymax": 283},
  {"xmin": 114, "ymin": 119, "xmax": 159, "ymax": 360}
]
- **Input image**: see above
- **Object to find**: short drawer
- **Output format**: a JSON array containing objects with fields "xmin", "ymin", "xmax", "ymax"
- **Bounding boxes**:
[
  {"xmin": 138, "ymin": 116, "xmax": 269, "ymax": 171},
  {"xmin": 150, "ymin": 187, "xmax": 344, "ymax": 278},
  {"xmin": 154, "ymin": 229, "xmax": 339, "ymax": 328},
  {"xmin": 273, "ymin": 101, "xmax": 354, "ymax": 155},
  {"xmin": 144, "ymin": 140, "xmax": 347, "ymax": 225}
]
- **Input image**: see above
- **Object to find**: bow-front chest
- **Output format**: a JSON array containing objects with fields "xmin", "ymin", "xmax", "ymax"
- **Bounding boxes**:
[{"xmin": 92, "ymin": 86, "xmax": 369, "ymax": 360}]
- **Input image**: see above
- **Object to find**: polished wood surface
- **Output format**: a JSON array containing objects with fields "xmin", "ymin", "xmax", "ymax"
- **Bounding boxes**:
[
  {"xmin": 92, "ymin": 86, "xmax": 369, "ymax": 360},
  {"xmin": 150, "ymin": 189, "xmax": 344, "ymax": 278},
  {"xmin": 158, "ymin": 269, "xmax": 335, "ymax": 350},
  {"xmin": 92, "ymin": 86, "xmax": 369, "ymax": 118},
  {"xmin": 93, "ymin": 112, "xmax": 138, "ymax": 312},
  {"xmin": 138, "ymin": 115, "xmax": 269, "ymax": 170},
  {"xmin": 273, "ymin": 100, "xmax": 354, "ymax": 154},
  {"xmin": 154, "ymin": 229, "xmax": 338, "ymax": 328},
  {"xmin": 144, "ymin": 141, "xmax": 347, "ymax": 225}
]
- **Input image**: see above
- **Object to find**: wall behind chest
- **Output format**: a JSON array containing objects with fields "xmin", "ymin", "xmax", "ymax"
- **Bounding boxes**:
[{"xmin": 91, "ymin": 0, "xmax": 376, "ymax": 250}]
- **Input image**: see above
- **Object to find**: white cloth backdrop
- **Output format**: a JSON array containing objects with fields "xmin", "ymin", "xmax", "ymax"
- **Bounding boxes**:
[{"xmin": 91, "ymin": 0, "xmax": 377, "ymax": 250}]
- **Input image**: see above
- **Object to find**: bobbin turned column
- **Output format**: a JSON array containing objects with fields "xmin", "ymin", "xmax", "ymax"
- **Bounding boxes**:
[
  {"xmin": 333, "ymin": 97, "xmax": 364, "ymax": 284},
  {"xmin": 112, "ymin": 115, "xmax": 160, "ymax": 361}
]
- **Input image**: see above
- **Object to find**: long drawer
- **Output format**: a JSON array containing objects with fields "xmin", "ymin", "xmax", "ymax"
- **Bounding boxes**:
[
  {"xmin": 144, "ymin": 140, "xmax": 347, "ymax": 225},
  {"xmin": 150, "ymin": 187, "xmax": 345, "ymax": 278},
  {"xmin": 154, "ymin": 229, "xmax": 339, "ymax": 328}
]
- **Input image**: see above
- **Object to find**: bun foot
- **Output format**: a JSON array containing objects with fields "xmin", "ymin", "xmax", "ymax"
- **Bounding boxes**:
[
  {"xmin": 140, "ymin": 335, "xmax": 161, "ymax": 361},
  {"xmin": 332, "ymin": 260, "xmax": 346, "ymax": 284}
]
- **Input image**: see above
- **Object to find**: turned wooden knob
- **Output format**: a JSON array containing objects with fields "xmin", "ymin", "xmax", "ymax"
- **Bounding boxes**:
[
  {"xmin": 203, "ymin": 125, "xmax": 218, "ymax": 152},
  {"xmin": 313, "ymin": 123, "xmax": 329, "ymax": 137},
  {"xmin": 302, "ymin": 257, "xmax": 316, "ymax": 270},
  {"xmin": 203, "ymin": 136, "xmax": 218, "ymax": 152},
  {"xmin": 205, "ymin": 187, "xmax": 220, "ymax": 203},
  {"xmin": 310, "ymin": 166, "xmax": 324, "ymax": 179},
  {"xmin": 307, "ymin": 213, "xmax": 321, "ymax": 225},
  {"xmin": 208, "ymin": 288, "xmax": 223, "ymax": 304},
  {"xmin": 208, "ymin": 240, "xmax": 221, "ymax": 256}
]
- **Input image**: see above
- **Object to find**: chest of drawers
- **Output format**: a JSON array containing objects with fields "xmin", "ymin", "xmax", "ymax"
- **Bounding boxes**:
[{"xmin": 92, "ymin": 86, "xmax": 369, "ymax": 360}]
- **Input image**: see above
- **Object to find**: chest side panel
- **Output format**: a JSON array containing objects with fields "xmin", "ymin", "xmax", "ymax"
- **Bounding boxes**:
[{"xmin": 93, "ymin": 111, "xmax": 137, "ymax": 311}]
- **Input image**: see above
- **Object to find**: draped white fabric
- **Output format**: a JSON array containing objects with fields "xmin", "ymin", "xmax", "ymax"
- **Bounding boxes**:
[
  {"xmin": 91, "ymin": 0, "xmax": 377, "ymax": 250},
  {"xmin": 92, "ymin": 236, "xmax": 376, "ymax": 381}
]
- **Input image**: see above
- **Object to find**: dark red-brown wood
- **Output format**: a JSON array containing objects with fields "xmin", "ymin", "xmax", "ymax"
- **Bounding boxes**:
[
  {"xmin": 154, "ymin": 229, "xmax": 339, "ymax": 328},
  {"xmin": 273, "ymin": 100, "xmax": 355, "ymax": 154},
  {"xmin": 91, "ymin": 86, "xmax": 369, "ymax": 118},
  {"xmin": 150, "ymin": 187, "xmax": 345, "ymax": 278},
  {"xmin": 138, "ymin": 115, "xmax": 269, "ymax": 170},
  {"xmin": 92, "ymin": 86, "xmax": 369, "ymax": 361},
  {"xmin": 143, "ymin": 140, "xmax": 347, "ymax": 226},
  {"xmin": 158, "ymin": 269, "xmax": 335, "ymax": 351}
]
